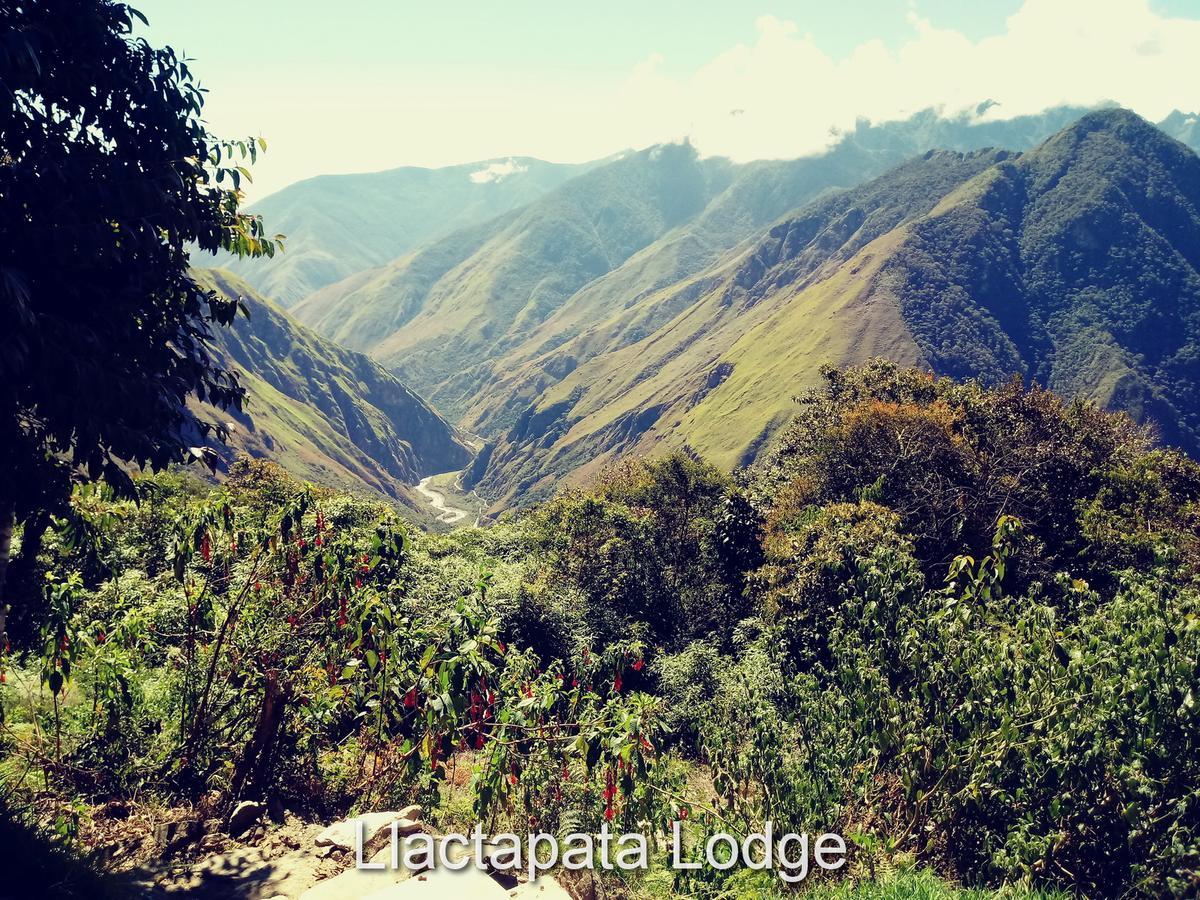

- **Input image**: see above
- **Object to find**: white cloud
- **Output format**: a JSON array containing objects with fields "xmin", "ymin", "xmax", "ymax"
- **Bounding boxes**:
[
  {"xmin": 611, "ymin": 0, "xmax": 1200, "ymax": 163},
  {"xmin": 468, "ymin": 158, "xmax": 529, "ymax": 184},
  {"xmin": 219, "ymin": 0, "xmax": 1200, "ymax": 199}
]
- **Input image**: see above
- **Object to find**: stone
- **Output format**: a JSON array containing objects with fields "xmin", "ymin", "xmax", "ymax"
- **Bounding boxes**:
[
  {"xmin": 298, "ymin": 845, "xmax": 413, "ymax": 900},
  {"xmin": 509, "ymin": 877, "xmax": 575, "ymax": 899},
  {"xmin": 314, "ymin": 812, "xmax": 422, "ymax": 850},
  {"xmin": 361, "ymin": 866, "xmax": 512, "ymax": 899},
  {"xmin": 227, "ymin": 799, "xmax": 267, "ymax": 837},
  {"xmin": 397, "ymin": 803, "xmax": 423, "ymax": 821},
  {"xmin": 152, "ymin": 819, "xmax": 201, "ymax": 854}
]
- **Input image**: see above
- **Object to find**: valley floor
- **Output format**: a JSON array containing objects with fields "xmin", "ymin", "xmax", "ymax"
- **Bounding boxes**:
[{"xmin": 415, "ymin": 470, "xmax": 484, "ymax": 526}]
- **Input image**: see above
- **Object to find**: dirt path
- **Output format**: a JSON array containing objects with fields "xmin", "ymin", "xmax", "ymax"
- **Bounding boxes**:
[{"xmin": 416, "ymin": 474, "xmax": 470, "ymax": 525}]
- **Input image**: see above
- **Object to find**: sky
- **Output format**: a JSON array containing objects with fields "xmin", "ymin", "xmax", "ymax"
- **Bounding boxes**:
[{"xmin": 133, "ymin": 0, "xmax": 1200, "ymax": 201}]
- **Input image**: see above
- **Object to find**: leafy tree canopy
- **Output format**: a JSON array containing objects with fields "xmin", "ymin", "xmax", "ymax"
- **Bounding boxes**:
[{"xmin": 0, "ymin": 0, "xmax": 280, "ymax": 517}]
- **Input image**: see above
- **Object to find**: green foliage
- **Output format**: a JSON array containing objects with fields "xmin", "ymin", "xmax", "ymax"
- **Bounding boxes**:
[
  {"xmin": 3, "ymin": 366, "xmax": 1198, "ymax": 897},
  {"xmin": 1, "ymin": 462, "xmax": 678, "ymax": 838},
  {"xmin": 758, "ymin": 359, "xmax": 1199, "ymax": 592},
  {"xmin": 0, "ymin": 0, "xmax": 281, "ymax": 516},
  {"xmin": 527, "ymin": 453, "xmax": 751, "ymax": 649}
]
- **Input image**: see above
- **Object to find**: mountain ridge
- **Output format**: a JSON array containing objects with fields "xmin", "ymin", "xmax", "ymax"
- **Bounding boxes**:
[
  {"xmin": 194, "ymin": 269, "xmax": 473, "ymax": 512},
  {"xmin": 467, "ymin": 110, "xmax": 1200, "ymax": 507}
]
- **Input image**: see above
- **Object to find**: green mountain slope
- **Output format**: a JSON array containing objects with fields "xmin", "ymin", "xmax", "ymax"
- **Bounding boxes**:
[
  {"xmin": 294, "ymin": 143, "xmax": 737, "ymax": 416},
  {"xmin": 467, "ymin": 149, "xmax": 1010, "ymax": 506},
  {"xmin": 220, "ymin": 157, "xmax": 599, "ymax": 307},
  {"xmin": 194, "ymin": 269, "xmax": 473, "ymax": 506},
  {"xmin": 884, "ymin": 108, "xmax": 1200, "ymax": 450},
  {"xmin": 294, "ymin": 106, "xmax": 1111, "ymax": 433},
  {"xmin": 471, "ymin": 110, "xmax": 1200, "ymax": 508}
]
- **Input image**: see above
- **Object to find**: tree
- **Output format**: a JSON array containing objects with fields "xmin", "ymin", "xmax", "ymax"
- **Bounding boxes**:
[{"xmin": 0, "ymin": 0, "xmax": 281, "ymax": 643}]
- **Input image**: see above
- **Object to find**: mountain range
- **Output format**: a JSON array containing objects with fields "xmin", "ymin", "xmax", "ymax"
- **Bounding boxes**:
[
  {"xmin": 221, "ymin": 157, "xmax": 600, "ymax": 307},
  {"xmin": 208, "ymin": 105, "xmax": 1200, "ymax": 517}
]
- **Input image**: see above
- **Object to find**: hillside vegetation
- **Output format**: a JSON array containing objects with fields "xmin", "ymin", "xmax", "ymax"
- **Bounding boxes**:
[
  {"xmin": 469, "ymin": 110, "xmax": 1200, "ymax": 508},
  {"xmin": 286, "ymin": 109, "xmax": 1200, "ymax": 515},
  {"xmin": 221, "ymin": 156, "xmax": 599, "ymax": 307},
  {"xmin": 4, "ymin": 366, "xmax": 1197, "ymax": 898},
  {"xmin": 195, "ymin": 270, "xmax": 472, "ymax": 511}
]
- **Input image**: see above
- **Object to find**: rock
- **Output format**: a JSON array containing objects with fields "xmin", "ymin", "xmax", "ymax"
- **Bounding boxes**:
[
  {"xmin": 227, "ymin": 799, "xmax": 267, "ymax": 837},
  {"xmin": 510, "ymin": 877, "xmax": 575, "ymax": 899},
  {"xmin": 136, "ymin": 844, "xmax": 327, "ymax": 899},
  {"xmin": 298, "ymin": 845, "xmax": 413, "ymax": 900},
  {"xmin": 398, "ymin": 803, "xmax": 423, "ymax": 821},
  {"xmin": 152, "ymin": 819, "xmax": 201, "ymax": 854},
  {"xmin": 314, "ymin": 812, "xmax": 422, "ymax": 850},
  {"xmin": 361, "ymin": 866, "xmax": 512, "ymax": 899}
]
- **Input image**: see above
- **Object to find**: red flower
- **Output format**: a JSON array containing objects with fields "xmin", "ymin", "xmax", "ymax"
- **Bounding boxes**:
[
  {"xmin": 613, "ymin": 674, "xmax": 622, "ymax": 693},
  {"xmin": 632, "ymin": 659, "xmax": 644, "ymax": 672}
]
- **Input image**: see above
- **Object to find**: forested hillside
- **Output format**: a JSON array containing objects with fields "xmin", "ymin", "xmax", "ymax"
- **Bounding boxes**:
[
  {"xmin": 8, "ymin": 4, "xmax": 1200, "ymax": 899},
  {"xmin": 7, "ymin": 366, "xmax": 1198, "ymax": 899}
]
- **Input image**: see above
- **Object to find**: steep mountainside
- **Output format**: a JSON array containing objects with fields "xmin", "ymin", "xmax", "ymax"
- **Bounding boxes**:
[
  {"xmin": 294, "ymin": 144, "xmax": 738, "ymax": 416},
  {"xmin": 471, "ymin": 110, "xmax": 1200, "ymax": 507},
  {"xmin": 220, "ymin": 157, "xmax": 599, "ymax": 306},
  {"xmin": 467, "ymin": 149, "xmax": 1012, "ymax": 505},
  {"xmin": 194, "ymin": 270, "xmax": 473, "ymax": 505},
  {"xmin": 884, "ymin": 109, "xmax": 1200, "ymax": 449},
  {"xmin": 295, "ymin": 106, "xmax": 1115, "ymax": 429}
]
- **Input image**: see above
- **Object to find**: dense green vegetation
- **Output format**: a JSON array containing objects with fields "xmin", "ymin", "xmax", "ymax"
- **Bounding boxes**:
[
  {"xmin": 0, "ymin": 0, "xmax": 280, "ymax": 686},
  {"xmin": 3, "ymin": 364, "xmax": 1197, "ymax": 896}
]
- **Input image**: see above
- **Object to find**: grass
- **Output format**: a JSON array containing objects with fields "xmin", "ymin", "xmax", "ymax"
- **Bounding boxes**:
[
  {"xmin": 628, "ymin": 866, "xmax": 1066, "ymax": 900},
  {"xmin": 804, "ymin": 870, "xmax": 1065, "ymax": 900}
]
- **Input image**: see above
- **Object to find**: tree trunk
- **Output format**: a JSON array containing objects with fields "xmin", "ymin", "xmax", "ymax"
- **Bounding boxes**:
[
  {"xmin": 230, "ymin": 674, "xmax": 288, "ymax": 800},
  {"xmin": 0, "ymin": 501, "xmax": 14, "ymax": 648},
  {"xmin": 5, "ymin": 509, "xmax": 48, "ymax": 639}
]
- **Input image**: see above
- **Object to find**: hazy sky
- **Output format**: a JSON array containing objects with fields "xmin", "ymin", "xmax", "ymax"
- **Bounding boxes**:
[{"xmin": 133, "ymin": 0, "xmax": 1200, "ymax": 200}]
